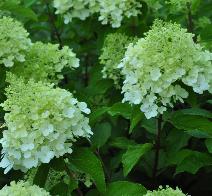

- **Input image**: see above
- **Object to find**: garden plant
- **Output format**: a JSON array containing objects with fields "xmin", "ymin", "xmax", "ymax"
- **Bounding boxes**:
[{"xmin": 0, "ymin": 0, "xmax": 211, "ymax": 195}]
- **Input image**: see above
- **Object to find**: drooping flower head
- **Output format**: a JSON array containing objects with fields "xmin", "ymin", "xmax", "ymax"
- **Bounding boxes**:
[
  {"xmin": 97, "ymin": 0, "xmax": 142, "ymax": 28},
  {"xmin": 100, "ymin": 33, "xmax": 137, "ymax": 87},
  {"xmin": 144, "ymin": 186, "xmax": 186, "ymax": 196},
  {"xmin": 119, "ymin": 20, "xmax": 212, "ymax": 119},
  {"xmin": 0, "ymin": 181, "xmax": 50, "ymax": 196},
  {"xmin": 0, "ymin": 74, "xmax": 92, "ymax": 173},
  {"xmin": 11, "ymin": 42, "xmax": 79, "ymax": 83},
  {"xmin": 0, "ymin": 17, "xmax": 31, "ymax": 67},
  {"xmin": 53, "ymin": 0, "xmax": 99, "ymax": 24}
]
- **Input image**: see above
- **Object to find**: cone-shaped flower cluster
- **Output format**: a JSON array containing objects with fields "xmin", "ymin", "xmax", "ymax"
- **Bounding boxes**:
[
  {"xmin": 11, "ymin": 42, "xmax": 79, "ymax": 83},
  {"xmin": 0, "ymin": 17, "xmax": 31, "ymax": 67},
  {"xmin": 0, "ymin": 74, "xmax": 92, "ymax": 173},
  {"xmin": 100, "ymin": 33, "xmax": 137, "ymax": 87},
  {"xmin": 0, "ymin": 181, "xmax": 50, "ymax": 196},
  {"xmin": 119, "ymin": 20, "xmax": 212, "ymax": 119},
  {"xmin": 144, "ymin": 186, "xmax": 186, "ymax": 196},
  {"xmin": 53, "ymin": 0, "xmax": 142, "ymax": 28}
]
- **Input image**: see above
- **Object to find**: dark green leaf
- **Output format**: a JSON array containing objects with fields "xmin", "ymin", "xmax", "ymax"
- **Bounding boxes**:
[
  {"xmin": 109, "ymin": 137, "xmax": 137, "ymax": 149},
  {"xmin": 122, "ymin": 143, "xmax": 153, "ymax": 176},
  {"xmin": 69, "ymin": 148, "xmax": 106, "ymax": 193},
  {"xmin": 50, "ymin": 182, "xmax": 68, "ymax": 196},
  {"xmin": 104, "ymin": 181, "xmax": 146, "ymax": 196},
  {"xmin": 89, "ymin": 107, "xmax": 109, "ymax": 125},
  {"xmin": 108, "ymin": 102, "xmax": 132, "ymax": 119},
  {"xmin": 205, "ymin": 139, "xmax": 212, "ymax": 153},
  {"xmin": 91, "ymin": 122, "xmax": 111, "ymax": 148},
  {"xmin": 1, "ymin": 3, "xmax": 38, "ymax": 21},
  {"xmin": 170, "ymin": 113, "xmax": 212, "ymax": 138},
  {"xmin": 33, "ymin": 164, "xmax": 50, "ymax": 188},
  {"xmin": 141, "ymin": 118, "xmax": 157, "ymax": 134},
  {"xmin": 173, "ymin": 108, "xmax": 212, "ymax": 118},
  {"xmin": 168, "ymin": 150, "xmax": 212, "ymax": 175},
  {"xmin": 130, "ymin": 106, "xmax": 144, "ymax": 133}
]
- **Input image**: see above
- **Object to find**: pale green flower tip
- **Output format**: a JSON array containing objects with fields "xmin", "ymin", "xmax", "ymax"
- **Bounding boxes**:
[
  {"xmin": 120, "ymin": 20, "xmax": 212, "ymax": 119},
  {"xmin": 0, "ymin": 180, "xmax": 50, "ymax": 196},
  {"xmin": 100, "ymin": 33, "xmax": 137, "ymax": 88},
  {"xmin": 0, "ymin": 16, "xmax": 31, "ymax": 68},
  {"xmin": 0, "ymin": 75, "xmax": 92, "ymax": 173},
  {"xmin": 144, "ymin": 186, "xmax": 186, "ymax": 196}
]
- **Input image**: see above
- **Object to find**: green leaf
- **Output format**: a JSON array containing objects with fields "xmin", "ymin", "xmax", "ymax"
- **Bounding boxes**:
[
  {"xmin": 0, "ymin": 3, "xmax": 38, "ymax": 21},
  {"xmin": 89, "ymin": 107, "xmax": 109, "ymax": 125},
  {"xmin": 91, "ymin": 122, "xmax": 111, "ymax": 148},
  {"xmin": 205, "ymin": 139, "xmax": 212, "ymax": 153},
  {"xmin": 169, "ymin": 113, "xmax": 212, "ymax": 138},
  {"xmin": 86, "ymin": 189, "xmax": 100, "ymax": 196},
  {"xmin": 168, "ymin": 150, "xmax": 212, "ymax": 175},
  {"xmin": 129, "ymin": 106, "xmax": 144, "ymax": 133},
  {"xmin": 85, "ymin": 79, "xmax": 113, "ymax": 96},
  {"xmin": 68, "ymin": 176, "xmax": 78, "ymax": 193},
  {"xmin": 173, "ymin": 108, "xmax": 212, "ymax": 118},
  {"xmin": 122, "ymin": 143, "xmax": 153, "ymax": 176},
  {"xmin": 69, "ymin": 148, "xmax": 106, "ymax": 193},
  {"xmin": 141, "ymin": 118, "xmax": 157, "ymax": 134},
  {"xmin": 109, "ymin": 137, "xmax": 137, "ymax": 149},
  {"xmin": 50, "ymin": 182, "xmax": 68, "ymax": 196},
  {"xmin": 33, "ymin": 164, "xmax": 50, "ymax": 188},
  {"xmin": 200, "ymin": 24, "xmax": 212, "ymax": 42},
  {"xmin": 104, "ymin": 181, "xmax": 146, "ymax": 196},
  {"xmin": 166, "ymin": 129, "xmax": 191, "ymax": 153},
  {"xmin": 108, "ymin": 102, "xmax": 132, "ymax": 119},
  {"xmin": 23, "ymin": 0, "xmax": 37, "ymax": 7}
]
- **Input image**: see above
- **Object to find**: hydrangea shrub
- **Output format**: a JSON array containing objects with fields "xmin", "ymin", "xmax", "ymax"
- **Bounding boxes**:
[{"xmin": 0, "ymin": 1, "xmax": 211, "ymax": 195}]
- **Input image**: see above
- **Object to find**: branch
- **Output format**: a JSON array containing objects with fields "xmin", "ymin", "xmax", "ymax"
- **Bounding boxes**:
[
  {"xmin": 152, "ymin": 114, "xmax": 162, "ymax": 187},
  {"xmin": 186, "ymin": 2, "xmax": 197, "ymax": 42},
  {"xmin": 64, "ymin": 160, "xmax": 84, "ymax": 196},
  {"xmin": 45, "ymin": 1, "xmax": 63, "ymax": 48}
]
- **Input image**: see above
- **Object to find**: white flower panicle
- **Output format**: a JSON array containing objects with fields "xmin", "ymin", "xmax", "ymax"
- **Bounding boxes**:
[
  {"xmin": 11, "ymin": 41, "xmax": 79, "ymax": 83},
  {"xmin": 119, "ymin": 20, "xmax": 212, "ymax": 119},
  {"xmin": 97, "ymin": 0, "xmax": 142, "ymax": 28},
  {"xmin": 0, "ymin": 74, "xmax": 92, "ymax": 173},
  {"xmin": 100, "ymin": 33, "xmax": 137, "ymax": 87},
  {"xmin": 0, "ymin": 17, "xmax": 31, "ymax": 67},
  {"xmin": 144, "ymin": 186, "xmax": 186, "ymax": 196},
  {"xmin": 53, "ymin": 0, "xmax": 142, "ymax": 28},
  {"xmin": 0, "ymin": 181, "xmax": 50, "ymax": 196},
  {"xmin": 53, "ymin": 0, "xmax": 99, "ymax": 24}
]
